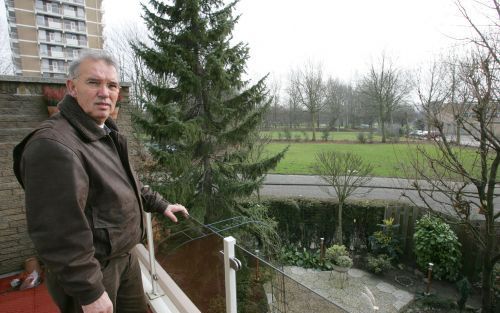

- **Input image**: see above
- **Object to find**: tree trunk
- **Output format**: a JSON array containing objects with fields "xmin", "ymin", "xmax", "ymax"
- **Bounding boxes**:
[
  {"xmin": 456, "ymin": 123, "xmax": 461, "ymax": 145},
  {"xmin": 337, "ymin": 201, "xmax": 343, "ymax": 244},
  {"xmin": 381, "ymin": 119, "xmax": 386, "ymax": 143},
  {"xmin": 311, "ymin": 112, "xmax": 316, "ymax": 141}
]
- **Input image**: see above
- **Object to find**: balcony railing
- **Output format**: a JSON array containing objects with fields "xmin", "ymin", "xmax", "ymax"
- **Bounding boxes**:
[
  {"xmin": 36, "ymin": 6, "xmax": 62, "ymax": 16},
  {"xmin": 63, "ymin": 8, "xmax": 85, "ymax": 19},
  {"xmin": 41, "ymin": 64, "xmax": 66, "ymax": 73},
  {"xmin": 38, "ymin": 36, "xmax": 64, "ymax": 45},
  {"xmin": 60, "ymin": 0, "xmax": 85, "ymax": 7},
  {"xmin": 64, "ymin": 24, "xmax": 86, "ymax": 33},
  {"xmin": 65, "ymin": 38, "xmax": 87, "ymax": 47},
  {"xmin": 47, "ymin": 21, "xmax": 63, "ymax": 29},
  {"xmin": 65, "ymin": 38, "xmax": 78, "ymax": 46},
  {"xmin": 149, "ymin": 215, "xmax": 349, "ymax": 313},
  {"xmin": 40, "ymin": 50, "xmax": 65, "ymax": 59}
]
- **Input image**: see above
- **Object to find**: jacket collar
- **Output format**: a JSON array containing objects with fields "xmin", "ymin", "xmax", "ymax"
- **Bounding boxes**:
[{"xmin": 59, "ymin": 95, "xmax": 119, "ymax": 142}]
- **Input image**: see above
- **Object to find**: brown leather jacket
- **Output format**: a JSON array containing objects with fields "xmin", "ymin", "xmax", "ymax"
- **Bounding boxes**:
[{"xmin": 13, "ymin": 95, "xmax": 169, "ymax": 305}]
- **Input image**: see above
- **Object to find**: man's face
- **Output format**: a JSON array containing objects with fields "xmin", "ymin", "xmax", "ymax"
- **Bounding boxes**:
[{"xmin": 66, "ymin": 59, "xmax": 120, "ymax": 125}]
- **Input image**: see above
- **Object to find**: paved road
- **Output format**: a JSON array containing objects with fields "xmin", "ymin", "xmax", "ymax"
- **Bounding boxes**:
[{"xmin": 260, "ymin": 174, "xmax": 499, "ymax": 220}]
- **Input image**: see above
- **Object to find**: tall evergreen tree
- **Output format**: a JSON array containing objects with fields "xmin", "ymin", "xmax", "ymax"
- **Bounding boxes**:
[{"xmin": 133, "ymin": 0, "xmax": 286, "ymax": 223}]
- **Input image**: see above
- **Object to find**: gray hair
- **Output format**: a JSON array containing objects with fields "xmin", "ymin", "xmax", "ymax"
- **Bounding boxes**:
[{"xmin": 68, "ymin": 49, "xmax": 120, "ymax": 81}]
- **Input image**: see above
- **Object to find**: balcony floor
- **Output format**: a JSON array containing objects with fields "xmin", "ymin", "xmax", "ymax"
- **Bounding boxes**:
[
  {"xmin": 0, "ymin": 274, "xmax": 58, "ymax": 313},
  {"xmin": 0, "ymin": 273, "xmax": 155, "ymax": 313}
]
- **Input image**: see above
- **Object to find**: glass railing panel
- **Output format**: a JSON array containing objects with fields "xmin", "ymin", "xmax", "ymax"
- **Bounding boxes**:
[
  {"xmin": 234, "ymin": 247, "xmax": 350, "ymax": 313},
  {"xmin": 153, "ymin": 218, "xmax": 227, "ymax": 312}
]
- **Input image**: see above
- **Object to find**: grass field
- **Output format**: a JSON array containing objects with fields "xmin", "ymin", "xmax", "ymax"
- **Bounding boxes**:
[
  {"xmin": 264, "ymin": 142, "xmax": 482, "ymax": 178},
  {"xmin": 261, "ymin": 130, "xmax": 383, "ymax": 142}
]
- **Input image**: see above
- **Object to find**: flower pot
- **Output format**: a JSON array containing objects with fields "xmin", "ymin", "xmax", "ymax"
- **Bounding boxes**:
[{"xmin": 332, "ymin": 264, "xmax": 350, "ymax": 273}]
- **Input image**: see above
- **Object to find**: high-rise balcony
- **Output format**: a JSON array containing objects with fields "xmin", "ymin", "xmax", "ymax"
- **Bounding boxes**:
[
  {"xmin": 60, "ymin": 0, "xmax": 85, "ymax": 7},
  {"xmin": 47, "ymin": 20, "xmax": 63, "ymax": 29},
  {"xmin": 41, "ymin": 64, "xmax": 66, "ymax": 74},
  {"xmin": 64, "ymin": 23, "xmax": 86, "ymax": 33},
  {"xmin": 65, "ymin": 38, "xmax": 87, "ymax": 47},
  {"xmin": 40, "ymin": 50, "xmax": 65, "ymax": 59},
  {"xmin": 36, "ymin": 5, "xmax": 62, "ymax": 16}
]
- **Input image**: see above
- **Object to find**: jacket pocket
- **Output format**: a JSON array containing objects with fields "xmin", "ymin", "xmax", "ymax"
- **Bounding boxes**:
[{"xmin": 91, "ymin": 201, "xmax": 141, "ymax": 259}]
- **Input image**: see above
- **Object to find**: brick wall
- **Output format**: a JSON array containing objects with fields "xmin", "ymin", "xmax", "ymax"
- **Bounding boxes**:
[{"xmin": 0, "ymin": 75, "xmax": 133, "ymax": 275}]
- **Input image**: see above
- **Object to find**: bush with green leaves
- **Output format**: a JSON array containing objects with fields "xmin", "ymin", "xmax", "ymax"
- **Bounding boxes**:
[
  {"xmin": 367, "ymin": 131, "xmax": 374, "ymax": 143},
  {"xmin": 325, "ymin": 244, "xmax": 353, "ymax": 268},
  {"xmin": 357, "ymin": 132, "xmax": 367, "ymax": 143},
  {"xmin": 321, "ymin": 129, "xmax": 330, "ymax": 141},
  {"xmin": 280, "ymin": 245, "xmax": 322, "ymax": 269},
  {"xmin": 369, "ymin": 217, "xmax": 402, "ymax": 261},
  {"xmin": 365, "ymin": 254, "xmax": 392, "ymax": 274},
  {"xmin": 413, "ymin": 214, "xmax": 462, "ymax": 281},
  {"xmin": 335, "ymin": 255, "xmax": 353, "ymax": 268},
  {"xmin": 325, "ymin": 244, "xmax": 349, "ymax": 260},
  {"xmin": 284, "ymin": 129, "xmax": 292, "ymax": 141}
]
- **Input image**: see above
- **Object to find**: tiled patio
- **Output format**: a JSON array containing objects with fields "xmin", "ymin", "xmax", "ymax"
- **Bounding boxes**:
[{"xmin": 0, "ymin": 273, "xmax": 58, "ymax": 313}]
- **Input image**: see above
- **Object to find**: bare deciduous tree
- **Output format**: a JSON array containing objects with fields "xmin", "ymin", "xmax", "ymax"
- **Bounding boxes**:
[
  {"xmin": 409, "ymin": 1, "xmax": 500, "ymax": 311},
  {"xmin": 290, "ymin": 62, "xmax": 327, "ymax": 140},
  {"xmin": 324, "ymin": 78, "xmax": 346, "ymax": 130},
  {"xmin": 360, "ymin": 54, "xmax": 412, "ymax": 142},
  {"xmin": 313, "ymin": 151, "xmax": 373, "ymax": 244},
  {"xmin": 414, "ymin": 58, "xmax": 451, "ymax": 138}
]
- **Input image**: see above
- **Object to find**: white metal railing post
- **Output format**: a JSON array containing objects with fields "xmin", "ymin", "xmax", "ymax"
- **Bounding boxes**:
[
  {"xmin": 223, "ymin": 236, "xmax": 239, "ymax": 313},
  {"xmin": 145, "ymin": 212, "xmax": 163, "ymax": 299}
]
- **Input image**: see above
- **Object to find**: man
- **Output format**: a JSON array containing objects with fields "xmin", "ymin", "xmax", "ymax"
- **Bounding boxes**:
[{"xmin": 13, "ymin": 50, "xmax": 188, "ymax": 313}]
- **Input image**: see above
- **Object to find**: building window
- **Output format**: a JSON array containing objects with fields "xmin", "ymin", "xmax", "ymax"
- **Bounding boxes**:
[
  {"xmin": 36, "ymin": 15, "xmax": 46, "ymax": 26},
  {"xmin": 39, "ymin": 44, "xmax": 48, "ymax": 55},
  {"xmin": 38, "ymin": 30, "xmax": 47, "ymax": 41}
]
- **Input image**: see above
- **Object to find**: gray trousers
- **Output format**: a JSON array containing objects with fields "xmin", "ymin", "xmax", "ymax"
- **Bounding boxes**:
[{"xmin": 46, "ymin": 252, "xmax": 148, "ymax": 313}]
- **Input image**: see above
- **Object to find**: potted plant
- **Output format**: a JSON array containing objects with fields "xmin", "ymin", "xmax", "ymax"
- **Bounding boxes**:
[
  {"xmin": 325, "ymin": 244, "xmax": 353, "ymax": 273},
  {"xmin": 42, "ymin": 86, "xmax": 66, "ymax": 117}
]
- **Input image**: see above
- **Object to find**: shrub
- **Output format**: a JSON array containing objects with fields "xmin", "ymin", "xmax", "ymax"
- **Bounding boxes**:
[
  {"xmin": 367, "ymin": 131, "xmax": 374, "ymax": 143},
  {"xmin": 357, "ymin": 132, "xmax": 367, "ymax": 143},
  {"xmin": 325, "ymin": 244, "xmax": 349, "ymax": 260},
  {"xmin": 294, "ymin": 134, "xmax": 302, "ymax": 142},
  {"xmin": 284, "ymin": 129, "xmax": 292, "ymax": 141},
  {"xmin": 365, "ymin": 254, "xmax": 392, "ymax": 274},
  {"xmin": 325, "ymin": 244, "xmax": 353, "ymax": 268},
  {"xmin": 369, "ymin": 217, "xmax": 402, "ymax": 261},
  {"xmin": 335, "ymin": 255, "xmax": 353, "ymax": 268},
  {"xmin": 277, "ymin": 132, "xmax": 283, "ymax": 140},
  {"xmin": 321, "ymin": 129, "xmax": 329, "ymax": 141},
  {"xmin": 413, "ymin": 214, "xmax": 462, "ymax": 281},
  {"xmin": 280, "ymin": 245, "xmax": 322, "ymax": 269}
]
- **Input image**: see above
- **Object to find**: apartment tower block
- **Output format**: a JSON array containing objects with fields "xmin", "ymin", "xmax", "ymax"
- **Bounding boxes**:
[{"xmin": 4, "ymin": 0, "xmax": 103, "ymax": 77}]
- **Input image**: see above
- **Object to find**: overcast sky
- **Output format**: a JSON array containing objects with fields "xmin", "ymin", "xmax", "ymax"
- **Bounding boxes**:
[
  {"xmin": 101, "ymin": 0, "xmax": 484, "ymax": 84},
  {"xmin": 0, "ymin": 0, "xmax": 488, "ymax": 82}
]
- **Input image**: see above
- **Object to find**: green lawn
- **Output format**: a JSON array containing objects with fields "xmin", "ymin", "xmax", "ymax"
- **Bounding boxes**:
[
  {"xmin": 260, "ymin": 131, "xmax": 383, "ymax": 142},
  {"xmin": 264, "ymin": 142, "xmax": 482, "ymax": 178}
]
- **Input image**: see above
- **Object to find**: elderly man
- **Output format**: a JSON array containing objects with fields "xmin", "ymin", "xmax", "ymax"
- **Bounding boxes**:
[{"xmin": 13, "ymin": 50, "xmax": 188, "ymax": 313}]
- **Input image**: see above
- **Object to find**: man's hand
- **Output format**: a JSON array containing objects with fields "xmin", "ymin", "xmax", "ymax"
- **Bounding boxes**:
[
  {"xmin": 82, "ymin": 291, "xmax": 113, "ymax": 313},
  {"xmin": 163, "ymin": 203, "xmax": 189, "ymax": 223}
]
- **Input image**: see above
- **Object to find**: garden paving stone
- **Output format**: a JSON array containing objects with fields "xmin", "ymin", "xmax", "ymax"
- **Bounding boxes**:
[{"xmin": 283, "ymin": 266, "xmax": 414, "ymax": 313}]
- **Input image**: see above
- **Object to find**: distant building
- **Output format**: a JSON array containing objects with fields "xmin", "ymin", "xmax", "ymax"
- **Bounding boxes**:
[
  {"xmin": 438, "ymin": 102, "xmax": 500, "ymax": 141},
  {"xmin": 4, "ymin": 0, "xmax": 103, "ymax": 77}
]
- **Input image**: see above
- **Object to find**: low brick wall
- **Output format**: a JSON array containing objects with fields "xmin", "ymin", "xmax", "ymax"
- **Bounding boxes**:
[{"xmin": 0, "ymin": 75, "xmax": 134, "ymax": 275}]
